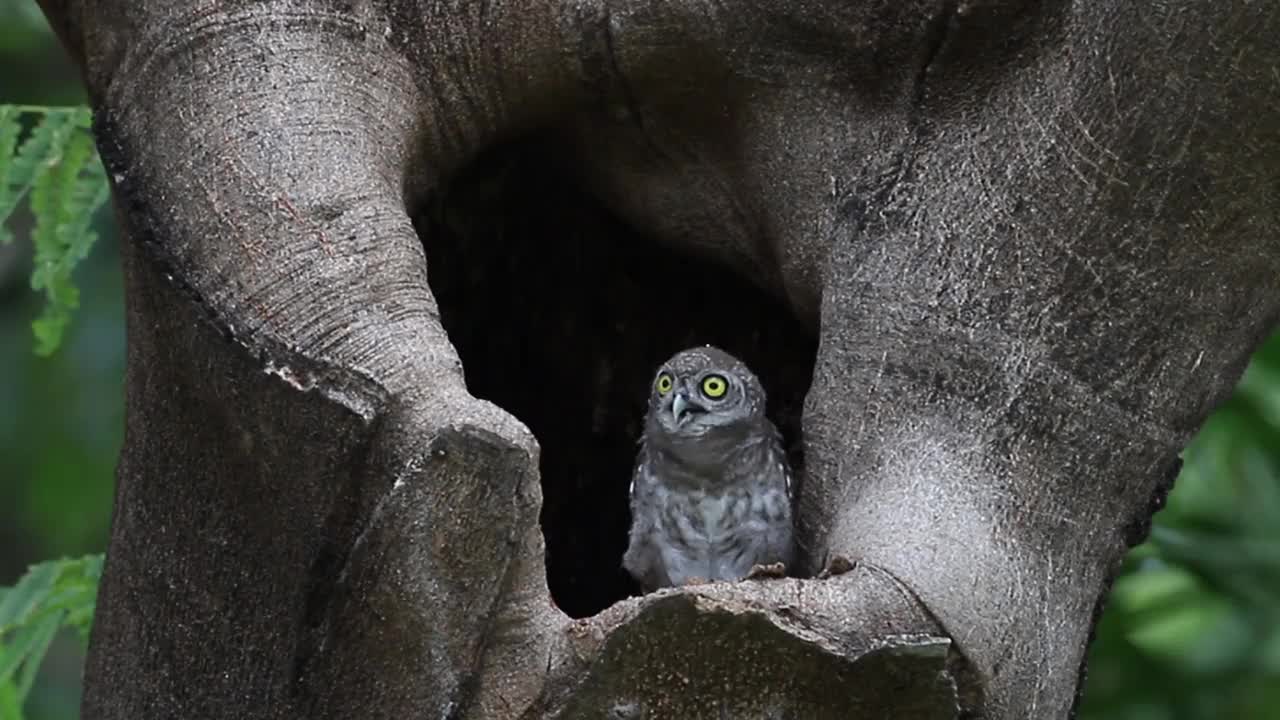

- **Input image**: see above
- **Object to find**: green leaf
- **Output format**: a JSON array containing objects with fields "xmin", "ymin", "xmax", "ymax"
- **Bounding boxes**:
[
  {"xmin": 83, "ymin": 554, "xmax": 103, "ymax": 581},
  {"xmin": 0, "ymin": 555, "xmax": 104, "ymax": 716},
  {"xmin": 0, "ymin": 556, "xmax": 103, "ymax": 633},
  {"xmin": 0, "ymin": 682, "xmax": 24, "ymax": 720},
  {"xmin": 30, "ymin": 124, "xmax": 94, "ymax": 285},
  {"xmin": 0, "ymin": 562, "xmax": 60, "ymax": 633},
  {"xmin": 0, "ymin": 106, "xmax": 74, "ymax": 225},
  {"xmin": 1127, "ymin": 599, "xmax": 1224, "ymax": 663},
  {"xmin": 0, "ymin": 611, "xmax": 62, "ymax": 689},
  {"xmin": 1112, "ymin": 564, "xmax": 1200, "ymax": 612},
  {"xmin": 0, "ymin": 105, "xmax": 21, "ymax": 245},
  {"xmin": 28, "ymin": 125, "xmax": 101, "ymax": 356},
  {"xmin": 12, "ymin": 613, "xmax": 60, "ymax": 702},
  {"xmin": 0, "ymin": 105, "xmax": 108, "ymax": 355}
]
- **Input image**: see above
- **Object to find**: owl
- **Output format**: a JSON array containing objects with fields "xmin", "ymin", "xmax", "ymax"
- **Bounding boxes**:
[{"xmin": 622, "ymin": 345, "xmax": 794, "ymax": 591}]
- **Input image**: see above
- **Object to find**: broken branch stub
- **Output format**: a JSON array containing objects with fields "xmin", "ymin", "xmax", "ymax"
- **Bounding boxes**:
[{"xmin": 543, "ymin": 567, "xmax": 963, "ymax": 720}]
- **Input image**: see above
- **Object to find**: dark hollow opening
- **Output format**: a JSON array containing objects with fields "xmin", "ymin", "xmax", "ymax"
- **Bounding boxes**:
[{"xmin": 415, "ymin": 139, "xmax": 818, "ymax": 618}]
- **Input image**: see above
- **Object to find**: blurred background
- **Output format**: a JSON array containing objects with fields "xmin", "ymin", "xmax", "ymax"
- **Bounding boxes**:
[{"xmin": 1, "ymin": 3, "xmax": 1277, "ymax": 719}]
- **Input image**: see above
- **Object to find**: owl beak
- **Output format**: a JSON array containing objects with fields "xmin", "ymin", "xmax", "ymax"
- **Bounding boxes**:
[{"xmin": 670, "ymin": 391, "xmax": 702, "ymax": 426}]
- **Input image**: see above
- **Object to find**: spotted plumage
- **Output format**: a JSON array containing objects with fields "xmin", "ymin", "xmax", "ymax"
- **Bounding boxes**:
[{"xmin": 623, "ymin": 346, "xmax": 794, "ymax": 591}]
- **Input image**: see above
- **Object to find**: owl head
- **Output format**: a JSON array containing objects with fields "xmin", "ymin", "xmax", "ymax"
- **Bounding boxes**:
[{"xmin": 645, "ymin": 345, "xmax": 767, "ymax": 440}]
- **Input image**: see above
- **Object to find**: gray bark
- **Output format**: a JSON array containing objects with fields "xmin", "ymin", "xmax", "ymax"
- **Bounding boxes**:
[{"xmin": 36, "ymin": 0, "xmax": 1279, "ymax": 718}]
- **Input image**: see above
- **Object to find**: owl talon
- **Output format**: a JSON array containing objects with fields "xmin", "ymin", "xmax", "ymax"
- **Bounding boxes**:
[
  {"xmin": 745, "ymin": 562, "xmax": 788, "ymax": 580},
  {"xmin": 817, "ymin": 555, "xmax": 856, "ymax": 579},
  {"xmin": 682, "ymin": 576, "xmax": 711, "ymax": 586}
]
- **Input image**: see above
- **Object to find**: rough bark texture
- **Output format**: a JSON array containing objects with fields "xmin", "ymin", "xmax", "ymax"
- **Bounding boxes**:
[{"xmin": 36, "ymin": 0, "xmax": 1280, "ymax": 718}]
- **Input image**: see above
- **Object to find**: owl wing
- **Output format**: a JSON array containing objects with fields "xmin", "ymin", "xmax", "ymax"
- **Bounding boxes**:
[
  {"xmin": 764, "ymin": 419, "xmax": 793, "ymax": 500},
  {"xmin": 629, "ymin": 459, "xmax": 638, "ymax": 502},
  {"xmin": 763, "ymin": 427, "xmax": 797, "ymax": 566},
  {"xmin": 622, "ymin": 445, "xmax": 667, "ymax": 591}
]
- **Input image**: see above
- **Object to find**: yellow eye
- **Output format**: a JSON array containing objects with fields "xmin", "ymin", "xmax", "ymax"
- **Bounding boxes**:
[
  {"xmin": 700, "ymin": 374, "xmax": 728, "ymax": 399},
  {"xmin": 655, "ymin": 372, "xmax": 674, "ymax": 394}
]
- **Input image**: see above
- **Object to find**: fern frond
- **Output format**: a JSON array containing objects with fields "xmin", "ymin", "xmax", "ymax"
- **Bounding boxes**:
[
  {"xmin": 0, "ymin": 104, "xmax": 109, "ymax": 356},
  {"xmin": 30, "ymin": 124, "xmax": 94, "ymax": 284},
  {"xmin": 0, "ymin": 107, "xmax": 75, "ymax": 226},
  {"xmin": 29, "ymin": 127, "xmax": 99, "ymax": 356},
  {"xmin": 0, "ymin": 105, "xmax": 22, "ymax": 244},
  {"xmin": 32, "ymin": 195, "xmax": 108, "ymax": 356},
  {"xmin": 0, "ymin": 554, "xmax": 105, "ymax": 711},
  {"xmin": 58, "ymin": 154, "xmax": 107, "ymax": 261}
]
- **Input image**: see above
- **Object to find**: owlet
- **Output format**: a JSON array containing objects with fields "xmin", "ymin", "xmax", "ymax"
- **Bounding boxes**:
[{"xmin": 622, "ymin": 345, "xmax": 794, "ymax": 591}]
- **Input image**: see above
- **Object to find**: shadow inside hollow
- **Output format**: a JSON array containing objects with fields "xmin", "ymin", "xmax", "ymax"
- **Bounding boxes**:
[{"xmin": 415, "ymin": 139, "xmax": 817, "ymax": 617}]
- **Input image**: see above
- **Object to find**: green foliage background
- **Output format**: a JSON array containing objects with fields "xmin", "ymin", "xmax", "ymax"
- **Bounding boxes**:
[{"xmin": 0, "ymin": 4, "xmax": 1277, "ymax": 719}]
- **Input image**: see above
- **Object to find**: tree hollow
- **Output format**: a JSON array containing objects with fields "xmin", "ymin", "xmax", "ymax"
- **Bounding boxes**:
[{"xmin": 416, "ymin": 139, "xmax": 819, "ymax": 617}]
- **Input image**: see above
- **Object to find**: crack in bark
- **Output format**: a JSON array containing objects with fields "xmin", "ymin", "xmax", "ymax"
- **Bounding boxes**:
[
  {"xmin": 863, "ymin": 0, "xmax": 957, "ymax": 231},
  {"xmin": 599, "ymin": 0, "xmax": 645, "ymax": 131}
]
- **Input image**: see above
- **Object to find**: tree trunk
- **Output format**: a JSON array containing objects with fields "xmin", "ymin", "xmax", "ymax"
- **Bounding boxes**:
[{"xmin": 37, "ymin": 1, "xmax": 1279, "ymax": 718}]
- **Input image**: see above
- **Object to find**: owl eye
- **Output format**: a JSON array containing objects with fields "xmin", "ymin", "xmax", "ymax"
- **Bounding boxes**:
[
  {"xmin": 655, "ymin": 372, "xmax": 674, "ymax": 394},
  {"xmin": 700, "ymin": 374, "xmax": 728, "ymax": 399}
]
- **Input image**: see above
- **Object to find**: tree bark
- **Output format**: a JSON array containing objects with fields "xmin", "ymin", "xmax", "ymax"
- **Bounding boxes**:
[{"xmin": 37, "ymin": 1, "xmax": 1279, "ymax": 718}]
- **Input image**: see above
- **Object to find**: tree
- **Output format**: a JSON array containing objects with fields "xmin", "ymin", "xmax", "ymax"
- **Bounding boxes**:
[{"xmin": 32, "ymin": 1, "xmax": 1280, "ymax": 718}]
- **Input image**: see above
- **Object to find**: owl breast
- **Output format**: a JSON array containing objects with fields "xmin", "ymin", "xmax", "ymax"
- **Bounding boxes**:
[
  {"xmin": 658, "ymin": 486, "xmax": 741, "ymax": 542},
  {"xmin": 696, "ymin": 492, "xmax": 742, "ymax": 541},
  {"xmin": 652, "ymin": 482, "xmax": 780, "ymax": 583}
]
